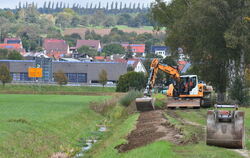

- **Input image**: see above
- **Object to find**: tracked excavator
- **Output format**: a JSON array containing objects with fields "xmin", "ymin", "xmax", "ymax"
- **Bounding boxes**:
[{"xmin": 135, "ymin": 58, "xmax": 213, "ymax": 111}]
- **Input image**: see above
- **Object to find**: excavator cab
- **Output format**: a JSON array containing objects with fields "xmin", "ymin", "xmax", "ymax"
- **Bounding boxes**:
[
  {"xmin": 167, "ymin": 75, "xmax": 199, "ymax": 97},
  {"xmin": 179, "ymin": 75, "xmax": 198, "ymax": 95}
]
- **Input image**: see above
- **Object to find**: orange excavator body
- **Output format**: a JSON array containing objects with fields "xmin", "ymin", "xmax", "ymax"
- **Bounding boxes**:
[{"xmin": 135, "ymin": 58, "xmax": 212, "ymax": 111}]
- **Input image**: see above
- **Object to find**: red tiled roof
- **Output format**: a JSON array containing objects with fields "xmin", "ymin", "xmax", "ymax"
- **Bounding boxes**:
[
  {"xmin": 43, "ymin": 39, "xmax": 69, "ymax": 55},
  {"xmin": 122, "ymin": 44, "xmax": 145, "ymax": 53},
  {"xmin": 0, "ymin": 43, "xmax": 21, "ymax": 49},
  {"xmin": 95, "ymin": 56, "xmax": 105, "ymax": 60},
  {"xmin": 178, "ymin": 60, "xmax": 188, "ymax": 71},
  {"xmin": 0, "ymin": 43, "xmax": 25, "ymax": 53},
  {"xmin": 178, "ymin": 65, "xmax": 185, "ymax": 71},
  {"xmin": 76, "ymin": 40, "xmax": 100, "ymax": 50},
  {"xmin": 178, "ymin": 61, "xmax": 187, "ymax": 65}
]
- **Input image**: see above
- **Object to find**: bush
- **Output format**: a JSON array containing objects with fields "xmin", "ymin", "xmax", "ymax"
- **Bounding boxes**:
[
  {"xmin": 54, "ymin": 70, "xmax": 68, "ymax": 86},
  {"xmin": 116, "ymin": 71, "xmax": 147, "ymax": 92},
  {"xmin": 119, "ymin": 90, "xmax": 142, "ymax": 107}
]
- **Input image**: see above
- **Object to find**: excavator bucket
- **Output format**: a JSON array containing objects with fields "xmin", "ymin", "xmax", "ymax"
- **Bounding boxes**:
[
  {"xmin": 167, "ymin": 98, "xmax": 200, "ymax": 108},
  {"xmin": 206, "ymin": 105, "xmax": 245, "ymax": 148},
  {"xmin": 135, "ymin": 97, "xmax": 155, "ymax": 112}
]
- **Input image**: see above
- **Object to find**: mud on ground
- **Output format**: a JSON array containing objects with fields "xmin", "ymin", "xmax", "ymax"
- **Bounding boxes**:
[{"xmin": 116, "ymin": 110, "xmax": 183, "ymax": 152}]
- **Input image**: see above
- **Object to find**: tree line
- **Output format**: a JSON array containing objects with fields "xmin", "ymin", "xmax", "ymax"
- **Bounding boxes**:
[{"xmin": 13, "ymin": 1, "xmax": 150, "ymax": 15}]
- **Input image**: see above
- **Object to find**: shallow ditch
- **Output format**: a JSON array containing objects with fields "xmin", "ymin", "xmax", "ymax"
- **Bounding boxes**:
[{"xmin": 74, "ymin": 125, "xmax": 108, "ymax": 158}]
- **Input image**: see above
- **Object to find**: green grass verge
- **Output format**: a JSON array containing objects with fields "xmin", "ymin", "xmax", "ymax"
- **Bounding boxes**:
[
  {"xmin": 0, "ymin": 84, "xmax": 115, "ymax": 94},
  {"xmin": 86, "ymin": 113, "xmax": 139, "ymax": 158},
  {"xmin": 174, "ymin": 143, "xmax": 241, "ymax": 158},
  {"xmin": 242, "ymin": 108, "xmax": 250, "ymax": 149},
  {"xmin": 174, "ymin": 109, "xmax": 207, "ymax": 125},
  {"xmin": 0, "ymin": 94, "xmax": 111, "ymax": 158},
  {"xmin": 153, "ymin": 93, "xmax": 167, "ymax": 108}
]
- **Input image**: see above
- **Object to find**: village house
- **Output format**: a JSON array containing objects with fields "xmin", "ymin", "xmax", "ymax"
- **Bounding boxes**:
[
  {"xmin": 0, "ymin": 37, "xmax": 26, "ymax": 54},
  {"xmin": 151, "ymin": 46, "xmax": 171, "ymax": 58},
  {"xmin": 111, "ymin": 58, "xmax": 147, "ymax": 74},
  {"xmin": 127, "ymin": 58, "xmax": 147, "ymax": 74},
  {"xmin": 43, "ymin": 39, "xmax": 70, "ymax": 59},
  {"xmin": 121, "ymin": 44, "xmax": 145, "ymax": 57}
]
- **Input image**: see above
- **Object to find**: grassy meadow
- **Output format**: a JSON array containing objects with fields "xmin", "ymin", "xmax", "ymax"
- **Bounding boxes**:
[
  {"xmin": 0, "ymin": 91, "xmax": 249, "ymax": 158},
  {"xmin": 0, "ymin": 94, "xmax": 111, "ymax": 158}
]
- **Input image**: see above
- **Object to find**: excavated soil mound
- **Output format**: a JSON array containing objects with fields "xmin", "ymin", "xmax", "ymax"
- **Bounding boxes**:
[{"xmin": 116, "ymin": 110, "xmax": 183, "ymax": 152}]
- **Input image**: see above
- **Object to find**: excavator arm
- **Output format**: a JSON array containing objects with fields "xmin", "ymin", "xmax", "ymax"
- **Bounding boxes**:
[
  {"xmin": 136, "ymin": 58, "xmax": 180, "ymax": 111},
  {"xmin": 144, "ymin": 58, "xmax": 180, "ymax": 96}
]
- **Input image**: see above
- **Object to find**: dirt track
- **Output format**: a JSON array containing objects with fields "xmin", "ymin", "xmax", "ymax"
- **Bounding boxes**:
[{"xmin": 116, "ymin": 110, "xmax": 183, "ymax": 152}]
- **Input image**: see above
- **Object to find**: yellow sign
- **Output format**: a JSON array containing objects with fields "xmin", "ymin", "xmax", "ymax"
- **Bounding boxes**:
[{"xmin": 28, "ymin": 68, "xmax": 43, "ymax": 78}]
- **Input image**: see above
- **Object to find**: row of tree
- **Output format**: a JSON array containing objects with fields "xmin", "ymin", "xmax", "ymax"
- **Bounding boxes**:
[{"xmin": 15, "ymin": 1, "xmax": 150, "ymax": 14}]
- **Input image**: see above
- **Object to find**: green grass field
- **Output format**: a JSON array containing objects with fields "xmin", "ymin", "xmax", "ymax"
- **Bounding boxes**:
[
  {"xmin": 0, "ymin": 84, "xmax": 115, "ymax": 94},
  {"xmin": 1, "ymin": 93, "xmax": 249, "ymax": 158},
  {"xmin": 0, "ymin": 94, "xmax": 111, "ymax": 158}
]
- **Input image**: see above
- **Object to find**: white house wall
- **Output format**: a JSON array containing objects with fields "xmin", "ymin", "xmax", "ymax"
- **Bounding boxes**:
[{"xmin": 134, "ymin": 61, "xmax": 147, "ymax": 74}]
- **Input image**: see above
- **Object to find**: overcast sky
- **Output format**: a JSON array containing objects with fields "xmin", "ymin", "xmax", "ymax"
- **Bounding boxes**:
[{"xmin": 0, "ymin": 0, "xmax": 161, "ymax": 9}]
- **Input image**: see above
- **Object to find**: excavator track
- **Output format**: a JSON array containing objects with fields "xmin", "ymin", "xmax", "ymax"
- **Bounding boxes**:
[{"xmin": 167, "ymin": 98, "xmax": 201, "ymax": 108}]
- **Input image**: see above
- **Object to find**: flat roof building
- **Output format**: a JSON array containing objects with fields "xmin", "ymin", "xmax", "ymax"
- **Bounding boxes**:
[{"xmin": 0, "ymin": 60, "xmax": 127, "ymax": 84}]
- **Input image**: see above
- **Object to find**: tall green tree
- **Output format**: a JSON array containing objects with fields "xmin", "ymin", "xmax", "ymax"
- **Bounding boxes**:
[
  {"xmin": 102, "ymin": 44, "xmax": 125, "ymax": 56},
  {"xmin": 151, "ymin": 0, "xmax": 250, "ymax": 102},
  {"xmin": 0, "ymin": 49, "xmax": 8, "ymax": 59},
  {"xmin": 77, "ymin": 46, "xmax": 97, "ymax": 57},
  {"xmin": 0, "ymin": 64, "xmax": 12, "ymax": 87},
  {"xmin": 99, "ymin": 69, "xmax": 108, "ymax": 87},
  {"xmin": 54, "ymin": 70, "xmax": 68, "ymax": 86}
]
